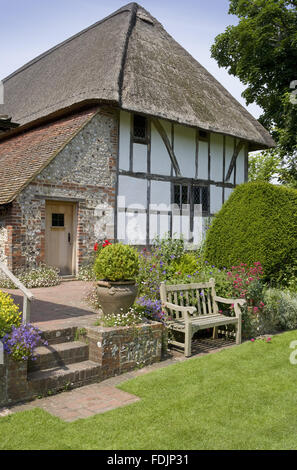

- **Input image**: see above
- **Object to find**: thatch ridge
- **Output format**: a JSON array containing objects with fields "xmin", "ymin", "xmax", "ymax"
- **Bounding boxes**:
[{"xmin": 0, "ymin": 2, "xmax": 274, "ymax": 149}]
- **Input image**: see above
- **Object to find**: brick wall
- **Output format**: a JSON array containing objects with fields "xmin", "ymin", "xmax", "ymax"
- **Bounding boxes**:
[
  {"xmin": 0, "ymin": 354, "xmax": 33, "ymax": 407},
  {"xmin": 3, "ymin": 106, "xmax": 119, "ymax": 272},
  {"xmin": 87, "ymin": 323, "xmax": 163, "ymax": 380}
]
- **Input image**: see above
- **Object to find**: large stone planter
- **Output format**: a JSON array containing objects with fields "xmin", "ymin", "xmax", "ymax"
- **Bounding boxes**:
[{"xmin": 97, "ymin": 280, "xmax": 138, "ymax": 315}]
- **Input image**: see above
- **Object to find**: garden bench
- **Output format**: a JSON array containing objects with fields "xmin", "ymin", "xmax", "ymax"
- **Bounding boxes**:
[{"xmin": 160, "ymin": 279, "xmax": 246, "ymax": 357}]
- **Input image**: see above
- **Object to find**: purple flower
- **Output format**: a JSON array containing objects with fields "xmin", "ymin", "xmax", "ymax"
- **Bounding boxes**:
[{"xmin": 2, "ymin": 324, "xmax": 46, "ymax": 362}]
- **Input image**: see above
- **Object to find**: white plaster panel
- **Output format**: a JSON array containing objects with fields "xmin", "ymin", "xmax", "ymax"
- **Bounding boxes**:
[
  {"xmin": 210, "ymin": 185, "xmax": 223, "ymax": 214},
  {"xmin": 225, "ymin": 188, "xmax": 234, "ymax": 202},
  {"xmin": 117, "ymin": 208, "xmax": 127, "ymax": 243},
  {"xmin": 225, "ymin": 136, "xmax": 235, "ymax": 182},
  {"xmin": 125, "ymin": 212, "xmax": 147, "ymax": 245},
  {"xmin": 150, "ymin": 180, "xmax": 171, "ymax": 206},
  {"xmin": 174, "ymin": 124, "xmax": 196, "ymax": 178},
  {"xmin": 197, "ymin": 141, "xmax": 208, "ymax": 180},
  {"xmin": 149, "ymin": 213, "xmax": 170, "ymax": 242},
  {"xmin": 133, "ymin": 143, "xmax": 148, "ymax": 173},
  {"xmin": 193, "ymin": 215, "xmax": 204, "ymax": 246},
  {"xmin": 236, "ymin": 147, "xmax": 245, "ymax": 185},
  {"xmin": 151, "ymin": 120, "xmax": 172, "ymax": 175},
  {"xmin": 210, "ymin": 133, "xmax": 223, "ymax": 182},
  {"xmin": 119, "ymin": 111, "xmax": 130, "ymax": 171},
  {"xmin": 118, "ymin": 175, "xmax": 147, "ymax": 208}
]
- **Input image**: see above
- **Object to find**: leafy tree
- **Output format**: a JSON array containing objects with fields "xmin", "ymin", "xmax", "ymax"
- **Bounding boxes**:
[
  {"xmin": 211, "ymin": 0, "xmax": 297, "ymax": 179},
  {"xmin": 248, "ymin": 151, "xmax": 281, "ymax": 182}
]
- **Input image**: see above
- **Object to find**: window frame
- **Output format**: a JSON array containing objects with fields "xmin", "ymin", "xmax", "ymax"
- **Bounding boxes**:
[
  {"xmin": 173, "ymin": 183, "xmax": 210, "ymax": 215},
  {"xmin": 132, "ymin": 114, "xmax": 149, "ymax": 145},
  {"xmin": 51, "ymin": 213, "xmax": 65, "ymax": 228}
]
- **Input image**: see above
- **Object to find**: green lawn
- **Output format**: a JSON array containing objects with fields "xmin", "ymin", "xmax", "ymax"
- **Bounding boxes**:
[{"xmin": 1, "ymin": 330, "xmax": 297, "ymax": 450}]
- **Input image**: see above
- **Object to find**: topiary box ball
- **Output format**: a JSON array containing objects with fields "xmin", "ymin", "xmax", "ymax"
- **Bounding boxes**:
[{"xmin": 94, "ymin": 243, "xmax": 140, "ymax": 282}]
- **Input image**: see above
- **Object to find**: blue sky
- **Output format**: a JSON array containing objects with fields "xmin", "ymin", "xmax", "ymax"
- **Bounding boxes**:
[{"xmin": 0, "ymin": 0, "xmax": 262, "ymax": 118}]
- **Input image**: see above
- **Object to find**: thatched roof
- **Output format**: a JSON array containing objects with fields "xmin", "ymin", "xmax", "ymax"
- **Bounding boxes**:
[
  {"xmin": 0, "ymin": 108, "xmax": 98, "ymax": 205},
  {"xmin": 0, "ymin": 2, "xmax": 274, "ymax": 149}
]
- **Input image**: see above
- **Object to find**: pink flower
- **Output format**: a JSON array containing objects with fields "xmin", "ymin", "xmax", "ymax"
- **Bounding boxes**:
[
  {"xmin": 253, "ymin": 307, "xmax": 259, "ymax": 314},
  {"xmin": 266, "ymin": 337, "xmax": 271, "ymax": 342},
  {"xmin": 251, "ymin": 338, "xmax": 255, "ymax": 342}
]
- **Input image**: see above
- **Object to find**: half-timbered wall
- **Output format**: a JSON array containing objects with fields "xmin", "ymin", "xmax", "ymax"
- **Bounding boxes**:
[{"xmin": 117, "ymin": 111, "xmax": 247, "ymax": 246}]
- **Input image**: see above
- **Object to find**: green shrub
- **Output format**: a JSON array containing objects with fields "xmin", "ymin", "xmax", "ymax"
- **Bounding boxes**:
[
  {"xmin": 152, "ymin": 233, "xmax": 185, "ymax": 264},
  {"xmin": 204, "ymin": 182, "xmax": 297, "ymax": 279},
  {"xmin": 168, "ymin": 253, "xmax": 199, "ymax": 277},
  {"xmin": 263, "ymin": 288, "xmax": 297, "ymax": 331},
  {"xmin": 0, "ymin": 291, "xmax": 22, "ymax": 338},
  {"xmin": 94, "ymin": 243, "xmax": 139, "ymax": 282}
]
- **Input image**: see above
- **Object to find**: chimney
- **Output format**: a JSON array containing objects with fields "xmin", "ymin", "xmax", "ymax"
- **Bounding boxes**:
[{"xmin": 0, "ymin": 115, "xmax": 19, "ymax": 133}]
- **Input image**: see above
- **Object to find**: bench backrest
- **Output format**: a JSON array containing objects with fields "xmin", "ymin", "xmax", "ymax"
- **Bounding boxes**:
[{"xmin": 160, "ymin": 278, "xmax": 218, "ymax": 320}]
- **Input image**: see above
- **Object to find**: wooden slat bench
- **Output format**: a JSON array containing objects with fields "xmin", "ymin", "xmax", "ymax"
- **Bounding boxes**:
[{"xmin": 160, "ymin": 278, "xmax": 246, "ymax": 357}]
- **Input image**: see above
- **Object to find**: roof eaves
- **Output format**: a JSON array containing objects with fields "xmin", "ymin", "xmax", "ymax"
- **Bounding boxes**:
[{"xmin": 1, "ymin": 108, "xmax": 100, "ymax": 205}]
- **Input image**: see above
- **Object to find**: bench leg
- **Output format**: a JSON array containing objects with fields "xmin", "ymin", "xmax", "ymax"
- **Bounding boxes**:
[
  {"xmin": 212, "ymin": 327, "xmax": 218, "ymax": 339},
  {"xmin": 184, "ymin": 323, "xmax": 192, "ymax": 357},
  {"xmin": 236, "ymin": 317, "xmax": 242, "ymax": 345}
]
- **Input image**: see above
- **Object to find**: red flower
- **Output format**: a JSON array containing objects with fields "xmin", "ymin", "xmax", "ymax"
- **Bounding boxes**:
[
  {"xmin": 102, "ymin": 239, "xmax": 112, "ymax": 248},
  {"xmin": 94, "ymin": 242, "xmax": 99, "ymax": 252}
]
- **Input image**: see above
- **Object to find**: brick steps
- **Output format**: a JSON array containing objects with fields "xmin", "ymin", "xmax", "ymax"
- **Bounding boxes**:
[
  {"xmin": 41, "ymin": 326, "xmax": 77, "ymax": 345},
  {"xmin": 28, "ymin": 360, "xmax": 101, "ymax": 395},
  {"xmin": 28, "ymin": 341, "xmax": 89, "ymax": 372},
  {"xmin": 28, "ymin": 325, "xmax": 101, "ymax": 396}
]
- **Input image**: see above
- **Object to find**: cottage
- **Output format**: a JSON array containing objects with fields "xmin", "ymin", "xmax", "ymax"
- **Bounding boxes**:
[{"xmin": 0, "ymin": 2, "xmax": 274, "ymax": 275}]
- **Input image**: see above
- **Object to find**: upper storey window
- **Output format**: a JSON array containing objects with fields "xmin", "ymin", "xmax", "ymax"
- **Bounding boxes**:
[
  {"xmin": 198, "ymin": 130, "xmax": 209, "ymax": 142},
  {"xmin": 133, "ymin": 114, "xmax": 148, "ymax": 144}
]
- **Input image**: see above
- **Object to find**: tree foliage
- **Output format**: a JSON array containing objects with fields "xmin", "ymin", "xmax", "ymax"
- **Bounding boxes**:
[
  {"xmin": 248, "ymin": 151, "xmax": 282, "ymax": 182},
  {"xmin": 211, "ymin": 0, "xmax": 297, "ymax": 169}
]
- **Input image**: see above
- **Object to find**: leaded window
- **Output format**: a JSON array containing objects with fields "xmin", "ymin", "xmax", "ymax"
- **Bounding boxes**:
[{"xmin": 133, "ymin": 114, "xmax": 148, "ymax": 143}]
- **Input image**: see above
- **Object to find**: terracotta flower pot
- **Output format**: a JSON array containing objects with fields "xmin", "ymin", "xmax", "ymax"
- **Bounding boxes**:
[{"xmin": 97, "ymin": 280, "xmax": 138, "ymax": 315}]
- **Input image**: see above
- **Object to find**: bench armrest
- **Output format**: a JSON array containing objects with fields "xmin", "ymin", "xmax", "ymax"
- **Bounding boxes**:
[
  {"xmin": 213, "ymin": 296, "xmax": 246, "ymax": 318},
  {"xmin": 161, "ymin": 301, "xmax": 197, "ymax": 321},
  {"xmin": 214, "ymin": 296, "xmax": 246, "ymax": 306}
]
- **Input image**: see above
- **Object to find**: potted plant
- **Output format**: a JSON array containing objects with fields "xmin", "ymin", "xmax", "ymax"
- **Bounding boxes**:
[{"xmin": 94, "ymin": 242, "xmax": 139, "ymax": 315}]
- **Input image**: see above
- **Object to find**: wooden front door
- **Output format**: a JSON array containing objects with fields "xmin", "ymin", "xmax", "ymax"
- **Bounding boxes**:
[{"xmin": 45, "ymin": 202, "xmax": 76, "ymax": 275}]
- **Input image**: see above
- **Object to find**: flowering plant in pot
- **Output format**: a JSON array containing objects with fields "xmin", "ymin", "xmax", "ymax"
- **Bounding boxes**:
[{"xmin": 94, "ymin": 243, "xmax": 139, "ymax": 315}]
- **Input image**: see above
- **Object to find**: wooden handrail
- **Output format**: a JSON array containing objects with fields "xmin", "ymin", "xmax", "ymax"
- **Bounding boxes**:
[{"xmin": 0, "ymin": 261, "xmax": 34, "ymax": 324}]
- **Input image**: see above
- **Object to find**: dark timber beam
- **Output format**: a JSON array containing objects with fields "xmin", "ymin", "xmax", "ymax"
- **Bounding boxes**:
[
  {"xmin": 152, "ymin": 118, "xmax": 181, "ymax": 176},
  {"xmin": 225, "ymin": 139, "xmax": 244, "ymax": 182}
]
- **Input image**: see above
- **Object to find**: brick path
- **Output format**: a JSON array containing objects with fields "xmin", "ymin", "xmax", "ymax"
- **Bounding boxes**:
[
  {"xmin": 3, "ymin": 281, "xmax": 99, "ymax": 324},
  {"xmin": 0, "ymin": 338, "xmax": 235, "ymax": 422}
]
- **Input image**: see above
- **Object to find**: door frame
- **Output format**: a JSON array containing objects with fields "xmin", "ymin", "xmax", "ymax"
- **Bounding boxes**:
[{"xmin": 45, "ymin": 200, "xmax": 78, "ymax": 276}]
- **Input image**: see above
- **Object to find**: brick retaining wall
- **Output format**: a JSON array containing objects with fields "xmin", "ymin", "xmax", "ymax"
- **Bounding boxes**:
[
  {"xmin": 0, "ymin": 322, "xmax": 165, "ymax": 408},
  {"xmin": 0, "ymin": 354, "xmax": 33, "ymax": 407},
  {"xmin": 86, "ymin": 322, "xmax": 164, "ymax": 380}
]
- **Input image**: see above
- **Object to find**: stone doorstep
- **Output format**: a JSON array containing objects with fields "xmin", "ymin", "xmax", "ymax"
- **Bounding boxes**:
[
  {"xmin": 28, "ymin": 360, "xmax": 101, "ymax": 395},
  {"xmin": 28, "ymin": 341, "xmax": 89, "ymax": 372}
]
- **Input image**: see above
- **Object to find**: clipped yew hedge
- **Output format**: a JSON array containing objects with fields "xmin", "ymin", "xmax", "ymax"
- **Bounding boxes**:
[{"xmin": 204, "ymin": 182, "xmax": 297, "ymax": 279}]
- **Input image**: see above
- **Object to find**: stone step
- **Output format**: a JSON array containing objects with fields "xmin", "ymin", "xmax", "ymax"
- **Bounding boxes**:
[
  {"xmin": 28, "ymin": 360, "xmax": 101, "ymax": 396},
  {"xmin": 41, "ymin": 326, "xmax": 78, "ymax": 345},
  {"xmin": 28, "ymin": 341, "xmax": 89, "ymax": 372}
]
